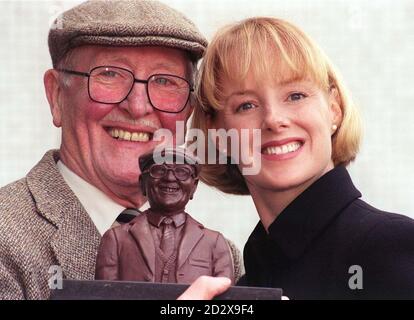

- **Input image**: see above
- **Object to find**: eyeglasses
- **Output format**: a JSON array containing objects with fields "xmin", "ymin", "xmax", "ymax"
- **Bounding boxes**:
[
  {"xmin": 143, "ymin": 164, "xmax": 196, "ymax": 181},
  {"xmin": 57, "ymin": 66, "xmax": 193, "ymax": 113}
]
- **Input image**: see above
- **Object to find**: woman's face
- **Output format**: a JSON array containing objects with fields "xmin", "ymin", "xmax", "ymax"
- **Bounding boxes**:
[{"xmin": 213, "ymin": 71, "xmax": 342, "ymax": 195}]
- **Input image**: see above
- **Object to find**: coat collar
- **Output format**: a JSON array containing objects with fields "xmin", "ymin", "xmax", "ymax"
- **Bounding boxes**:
[
  {"xmin": 146, "ymin": 210, "xmax": 186, "ymax": 228},
  {"xmin": 129, "ymin": 213, "xmax": 156, "ymax": 275},
  {"xmin": 26, "ymin": 150, "xmax": 101, "ymax": 279},
  {"xmin": 177, "ymin": 215, "xmax": 204, "ymax": 269},
  {"xmin": 129, "ymin": 212, "xmax": 205, "ymax": 272},
  {"xmin": 248, "ymin": 166, "xmax": 361, "ymax": 260}
]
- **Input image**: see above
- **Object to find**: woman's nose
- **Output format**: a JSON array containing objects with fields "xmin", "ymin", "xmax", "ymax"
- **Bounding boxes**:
[{"xmin": 261, "ymin": 104, "xmax": 290, "ymax": 132}]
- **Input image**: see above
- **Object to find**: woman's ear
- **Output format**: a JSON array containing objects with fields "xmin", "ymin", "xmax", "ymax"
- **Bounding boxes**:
[
  {"xmin": 329, "ymin": 86, "xmax": 343, "ymax": 132},
  {"xmin": 44, "ymin": 69, "xmax": 63, "ymax": 128}
]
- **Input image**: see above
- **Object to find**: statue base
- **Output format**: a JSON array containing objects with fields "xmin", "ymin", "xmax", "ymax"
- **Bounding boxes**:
[{"xmin": 50, "ymin": 279, "xmax": 282, "ymax": 300}]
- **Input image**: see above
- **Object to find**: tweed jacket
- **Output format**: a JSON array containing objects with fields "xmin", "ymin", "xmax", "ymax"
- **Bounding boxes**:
[
  {"xmin": 95, "ymin": 212, "xmax": 234, "ymax": 284},
  {"xmin": 0, "ymin": 150, "xmax": 101, "ymax": 299},
  {"xmin": 0, "ymin": 150, "xmax": 243, "ymax": 299}
]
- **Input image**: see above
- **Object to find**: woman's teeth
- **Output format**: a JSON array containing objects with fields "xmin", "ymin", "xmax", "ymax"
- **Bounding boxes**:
[
  {"xmin": 263, "ymin": 142, "xmax": 302, "ymax": 155},
  {"xmin": 109, "ymin": 129, "xmax": 150, "ymax": 142}
]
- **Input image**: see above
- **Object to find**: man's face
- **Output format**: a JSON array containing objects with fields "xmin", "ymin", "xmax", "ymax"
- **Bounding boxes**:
[
  {"xmin": 141, "ymin": 163, "xmax": 198, "ymax": 214},
  {"xmin": 47, "ymin": 46, "xmax": 193, "ymax": 206}
]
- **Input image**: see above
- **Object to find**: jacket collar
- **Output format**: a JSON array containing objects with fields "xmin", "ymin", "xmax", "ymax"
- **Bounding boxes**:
[
  {"xmin": 129, "ymin": 212, "xmax": 205, "ymax": 273},
  {"xmin": 249, "ymin": 166, "xmax": 361, "ymax": 260},
  {"xmin": 129, "ymin": 213, "xmax": 156, "ymax": 275},
  {"xmin": 146, "ymin": 210, "xmax": 187, "ymax": 228},
  {"xmin": 26, "ymin": 150, "xmax": 101, "ymax": 279},
  {"xmin": 177, "ymin": 215, "xmax": 204, "ymax": 269}
]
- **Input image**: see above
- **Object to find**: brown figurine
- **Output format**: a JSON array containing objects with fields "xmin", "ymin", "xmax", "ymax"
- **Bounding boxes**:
[{"xmin": 95, "ymin": 148, "xmax": 235, "ymax": 284}]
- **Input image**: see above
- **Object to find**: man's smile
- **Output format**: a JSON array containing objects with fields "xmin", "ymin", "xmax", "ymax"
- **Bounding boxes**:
[
  {"xmin": 159, "ymin": 183, "xmax": 181, "ymax": 194},
  {"xmin": 107, "ymin": 127, "xmax": 152, "ymax": 142}
]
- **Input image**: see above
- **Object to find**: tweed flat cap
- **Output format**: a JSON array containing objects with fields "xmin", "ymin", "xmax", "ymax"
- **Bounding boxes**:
[{"xmin": 48, "ymin": 0, "xmax": 208, "ymax": 67}]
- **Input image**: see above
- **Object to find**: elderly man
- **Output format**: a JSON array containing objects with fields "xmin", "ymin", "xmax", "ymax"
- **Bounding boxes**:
[{"xmin": 0, "ymin": 0, "xmax": 240, "ymax": 300}]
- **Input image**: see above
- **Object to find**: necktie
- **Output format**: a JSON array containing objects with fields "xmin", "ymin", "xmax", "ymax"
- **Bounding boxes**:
[
  {"xmin": 114, "ymin": 208, "xmax": 140, "ymax": 225},
  {"xmin": 160, "ymin": 217, "xmax": 175, "ymax": 259}
]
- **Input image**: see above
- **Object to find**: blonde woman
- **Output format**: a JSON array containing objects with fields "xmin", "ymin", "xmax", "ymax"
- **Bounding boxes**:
[{"xmin": 185, "ymin": 17, "xmax": 414, "ymax": 299}]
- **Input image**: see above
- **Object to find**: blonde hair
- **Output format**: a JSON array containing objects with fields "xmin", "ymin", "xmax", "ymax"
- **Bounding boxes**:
[{"xmin": 191, "ymin": 17, "xmax": 362, "ymax": 195}]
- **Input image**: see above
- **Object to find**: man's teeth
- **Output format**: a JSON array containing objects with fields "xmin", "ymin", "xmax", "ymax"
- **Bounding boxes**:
[
  {"xmin": 161, "ymin": 186, "xmax": 179, "ymax": 192},
  {"xmin": 263, "ymin": 142, "xmax": 302, "ymax": 155},
  {"xmin": 109, "ymin": 129, "xmax": 150, "ymax": 142}
]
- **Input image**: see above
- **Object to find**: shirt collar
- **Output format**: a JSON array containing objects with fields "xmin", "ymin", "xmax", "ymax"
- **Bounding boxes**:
[
  {"xmin": 57, "ymin": 160, "xmax": 151, "ymax": 235},
  {"xmin": 249, "ymin": 166, "xmax": 362, "ymax": 260},
  {"xmin": 146, "ymin": 210, "xmax": 187, "ymax": 228}
]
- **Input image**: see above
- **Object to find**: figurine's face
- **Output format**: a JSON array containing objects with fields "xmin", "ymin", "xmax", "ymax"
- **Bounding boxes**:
[{"xmin": 141, "ymin": 163, "xmax": 198, "ymax": 214}]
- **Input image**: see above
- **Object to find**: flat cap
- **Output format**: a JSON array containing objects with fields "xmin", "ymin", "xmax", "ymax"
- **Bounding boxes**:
[
  {"xmin": 48, "ymin": 0, "xmax": 208, "ymax": 67},
  {"xmin": 139, "ymin": 148, "xmax": 201, "ymax": 176}
]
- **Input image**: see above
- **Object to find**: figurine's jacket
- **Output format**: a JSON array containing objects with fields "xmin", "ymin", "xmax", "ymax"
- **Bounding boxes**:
[{"xmin": 95, "ymin": 212, "xmax": 235, "ymax": 284}]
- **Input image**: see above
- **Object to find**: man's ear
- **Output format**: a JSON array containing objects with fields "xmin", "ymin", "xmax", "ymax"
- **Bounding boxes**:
[
  {"xmin": 329, "ymin": 86, "xmax": 343, "ymax": 132},
  {"xmin": 44, "ymin": 69, "xmax": 63, "ymax": 128},
  {"xmin": 189, "ymin": 178, "xmax": 199, "ymax": 200},
  {"xmin": 184, "ymin": 94, "xmax": 196, "ymax": 122}
]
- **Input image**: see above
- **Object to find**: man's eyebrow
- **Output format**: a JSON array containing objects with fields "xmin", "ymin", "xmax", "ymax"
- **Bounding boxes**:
[
  {"xmin": 150, "ymin": 62, "xmax": 184, "ymax": 72},
  {"xmin": 92, "ymin": 57, "xmax": 183, "ymax": 73}
]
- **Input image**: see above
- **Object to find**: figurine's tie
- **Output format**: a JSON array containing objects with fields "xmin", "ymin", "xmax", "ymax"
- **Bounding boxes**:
[
  {"xmin": 116, "ymin": 208, "xmax": 140, "ymax": 224},
  {"xmin": 160, "ymin": 217, "xmax": 175, "ymax": 259}
]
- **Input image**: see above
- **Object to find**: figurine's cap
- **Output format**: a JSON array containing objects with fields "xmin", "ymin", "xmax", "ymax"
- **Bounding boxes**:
[
  {"xmin": 139, "ymin": 148, "xmax": 201, "ymax": 176},
  {"xmin": 48, "ymin": 0, "xmax": 208, "ymax": 67}
]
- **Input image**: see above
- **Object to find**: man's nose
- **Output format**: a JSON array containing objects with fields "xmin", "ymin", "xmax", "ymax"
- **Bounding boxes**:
[
  {"xmin": 164, "ymin": 168, "xmax": 177, "ymax": 181},
  {"xmin": 118, "ymin": 82, "xmax": 155, "ymax": 118}
]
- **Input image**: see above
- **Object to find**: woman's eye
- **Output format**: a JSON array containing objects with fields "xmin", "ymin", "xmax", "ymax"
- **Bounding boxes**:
[
  {"xmin": 287, "ymin": 92, "xmax": 307, "ymax": 102},
  {"xmin": 236, "ymin": 102, "xmax": 256, "ymax": 112}
]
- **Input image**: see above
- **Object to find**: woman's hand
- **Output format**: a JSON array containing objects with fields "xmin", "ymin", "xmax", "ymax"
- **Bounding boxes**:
[{"xmin": 177, "ymin": 276, "xmax": 231, "ymax": 300}]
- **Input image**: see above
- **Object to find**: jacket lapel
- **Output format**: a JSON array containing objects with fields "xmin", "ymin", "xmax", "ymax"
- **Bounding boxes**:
[
  {"xmin": 177, "ymin": 215, "xmax": 204, "ymax": 269},
  {"xmin": 129, "ymin": 213, "xmax": 156, "ymax": 275},
  {"xmin": 26, "ymin": 150, "xmax": 101, "ymax": 280}
]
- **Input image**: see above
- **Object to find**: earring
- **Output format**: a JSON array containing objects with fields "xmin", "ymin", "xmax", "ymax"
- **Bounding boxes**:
[{"xmin": 332, "ymin": 124, "xmax": 338, "ymax": 132}]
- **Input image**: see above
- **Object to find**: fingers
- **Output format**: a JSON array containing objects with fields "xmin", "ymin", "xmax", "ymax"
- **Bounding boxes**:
[{"xmin": 177, "ymin": 276, "xmax": 231, "ymax": 300}]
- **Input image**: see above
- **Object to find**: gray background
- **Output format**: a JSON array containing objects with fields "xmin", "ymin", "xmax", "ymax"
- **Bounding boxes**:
[{"xmin": 1, "ymin": 0, "xmax": 413, "ymax": 251}]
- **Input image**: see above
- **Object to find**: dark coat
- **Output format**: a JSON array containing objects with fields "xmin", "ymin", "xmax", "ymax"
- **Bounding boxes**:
[{"xmin": 239, "ymin": 166, "xmax": 414, "ymax": 299}]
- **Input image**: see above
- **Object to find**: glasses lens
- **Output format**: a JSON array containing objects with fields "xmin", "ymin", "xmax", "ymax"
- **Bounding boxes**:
[
  {"xmin": 89, "ymin": 67, "xmax": 133, "ymax": 103},
  {"xmin": 148, "ymin": 75, "xmax": 190, "ymax": 113},
  {"xmin": 174, "ymin": 167, "xmax": 192, "ymax": 181},
  {"xmin": 149, "ymin": 165, "xmax": 166, "ymax": 179}
]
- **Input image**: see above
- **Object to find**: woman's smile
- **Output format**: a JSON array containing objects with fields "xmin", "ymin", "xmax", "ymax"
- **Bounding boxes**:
[{"xmin": 261, "ymin": 138, "xmax": 304, "ymax": 161}]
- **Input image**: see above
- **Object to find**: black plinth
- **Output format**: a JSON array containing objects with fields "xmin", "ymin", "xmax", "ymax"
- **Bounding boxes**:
[{"xmin": 50, "ymin": 280, "xmax": 282, "ymax": 300}]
